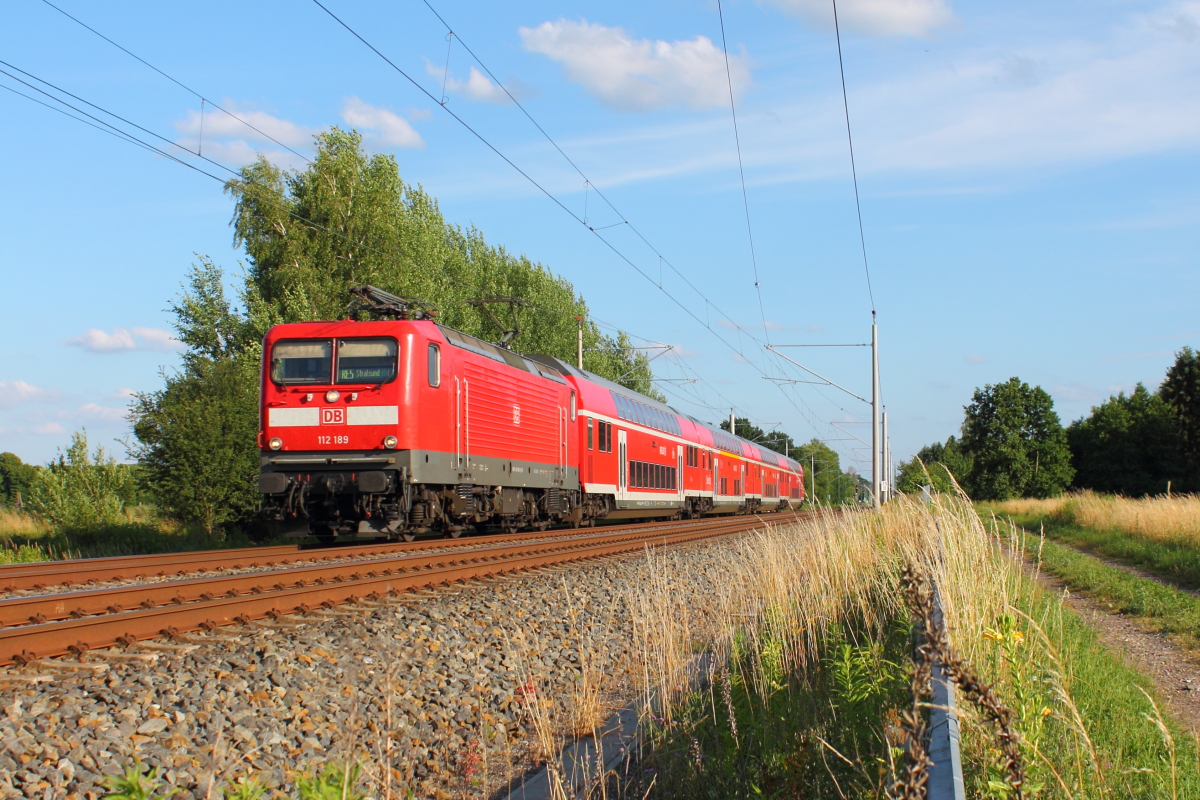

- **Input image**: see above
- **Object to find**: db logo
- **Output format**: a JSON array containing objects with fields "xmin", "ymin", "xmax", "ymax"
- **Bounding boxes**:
[
  {"xmin": 320, "ymin": 407, "xmax": 346, "ymax": 425},
  {"xmin": 512, "ymin": 405, "xmax": 521, "ymax": 426}
]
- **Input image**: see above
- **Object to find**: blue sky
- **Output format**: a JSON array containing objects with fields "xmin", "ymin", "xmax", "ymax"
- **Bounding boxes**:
[{"xmin": 1, "ymin": 0, "xmax": 1197, "ymax": 477}]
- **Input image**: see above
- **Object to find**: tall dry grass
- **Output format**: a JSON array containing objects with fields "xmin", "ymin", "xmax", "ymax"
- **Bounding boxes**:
[
  {"xmin": 992, "ymin": 491, "xmax": 1200, "ymax": 546},
  {"xmin": 621, "ymin": 496, "xmax": 1193, "ymax": 798},
  {"xmin": 0, "ymin": 507, "xmax": 51, "ymax": 538}
]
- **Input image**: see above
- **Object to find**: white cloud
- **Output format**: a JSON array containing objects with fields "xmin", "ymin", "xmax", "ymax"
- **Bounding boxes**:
[
  {"xmin": 964, "ymin": 354, "xmax": 986, "ymax": 364},
  {"xmin": 33, "ymin": 422, "xmax": 66, "ymax": 435},
  {"xmin": 340, "ymin": 97, "xmax": 425, "ymax": 149},
  {"xmin": 78, "ymin": 403, "xmax": 128, "ymax": 422},
  {"xmin": 65, "ymin": 327, "xmax": 181, "ymax": 354},
  {"xmin": 175, "ymin": 102, "xmax": 314, "ymax": 148},
  {"xmin": 113, "ymin": 387, "xmax": 138, "ymax": 400},
  {"xmin": 426, "ymin": 63, "xmax": 515, "ymax": 104},
  {"xmin": 520, "ymin": 19, "xmax": 750, "ymax": 112},
  {"xmin": 0, "ymin": 381, "xmax": 58, "ymax": 409},
  {"xmin": 68, "ymin": 328, "xmax": 135, "ymax": 352},
  {"xmin": 763, "ymin": 0, "xmax": 954, "ymax": 37},
  {"xmin": 170, "ymin": 102, "xmax": 316, "ymax": 169}
]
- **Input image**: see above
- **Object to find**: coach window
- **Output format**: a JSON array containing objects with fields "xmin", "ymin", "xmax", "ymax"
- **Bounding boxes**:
[
  {"xmin": 427, "ymin": 343, "xmax": 441, "ymax": 387},
  {"xmin": 570, "ymin": 391, "xmax": 577, "ymax": 421},
  {"xmin": 587, "ymin": 418, "xmax": 594, "ymax": 450}
]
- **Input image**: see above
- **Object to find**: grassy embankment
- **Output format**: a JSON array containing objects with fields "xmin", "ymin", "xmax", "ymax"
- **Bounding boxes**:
[
  {"xmin": 549, "ymin": 497, "xmax": 1198, "ymax": 799},
  {"xmin": 984, "ymin": 492, "xmax": 1200, "ymax": 652},
  {"xmin": 0, "ymin": 506, "xmax": 258, "ymax": 563}
]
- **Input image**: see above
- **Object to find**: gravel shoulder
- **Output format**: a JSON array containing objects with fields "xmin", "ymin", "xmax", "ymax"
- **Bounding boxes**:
[{"xmin": 0, "ymin": 534, "xmax": 738, "ymax": 799}]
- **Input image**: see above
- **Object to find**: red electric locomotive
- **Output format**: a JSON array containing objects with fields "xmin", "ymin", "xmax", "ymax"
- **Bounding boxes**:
[{"xmin": 258, "ymin": 287, "xmax": 804, "ymax": 539}]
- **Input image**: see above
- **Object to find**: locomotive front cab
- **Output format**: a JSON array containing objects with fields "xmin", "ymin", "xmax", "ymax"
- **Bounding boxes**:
[{"xmin": 257, "ymin": 320, "xmax": 437, "ymax": 538}]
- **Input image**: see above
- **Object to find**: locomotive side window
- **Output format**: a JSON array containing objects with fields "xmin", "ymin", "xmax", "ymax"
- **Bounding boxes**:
[
  {"xmin": 271, "ymin": 340, "xmax": 332, "ymax": 384},
  {"xmin": 428, "ymin": 343, "xmax": 441, "ymax": 387},
  {"xmin": 587, "ymin": 418, "xmax": 594, "ymax": 450},
  {"xmin": 570, "ymin": 391, "xmax": 577, "ymax": 421},
  {"xmin": 336, "ymin": 338, "xmax": 397, "ymax": 384}
]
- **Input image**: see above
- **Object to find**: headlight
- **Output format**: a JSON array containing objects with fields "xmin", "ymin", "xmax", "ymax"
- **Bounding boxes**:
[
  {"xmin": 383, "ymin": 436, "xmax": 398, "ymax": 449},
  {"xmin": 268, "ymin": 437, "xmax": 283, "ymax": 451},
  {"xmin": 325, "ymin": 390, "xmax": 340, "ymax": 403}
]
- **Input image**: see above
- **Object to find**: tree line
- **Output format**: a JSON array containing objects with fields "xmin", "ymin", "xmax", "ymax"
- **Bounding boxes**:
[{"xmin": 896, "ymin": 347, "xmax": 1200, "ymax": 500}]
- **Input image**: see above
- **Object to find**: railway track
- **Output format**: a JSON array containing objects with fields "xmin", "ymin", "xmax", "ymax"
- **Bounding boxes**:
[{"xmin": 0, "ymin": 510, "xmax": 815, "ymax": 667}]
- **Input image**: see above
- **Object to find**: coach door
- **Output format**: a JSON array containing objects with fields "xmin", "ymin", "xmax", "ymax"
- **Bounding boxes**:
[
  {"xmin": 677, "ymin": 448, "xmax": 684, "ymax": 500},
  {"xmin": 713, "ymin": 454, "xmax": 720, "ymax": 498},
  {"xmin": 618, "ymin": 429, "xmax": 627, "ymax": 499}
]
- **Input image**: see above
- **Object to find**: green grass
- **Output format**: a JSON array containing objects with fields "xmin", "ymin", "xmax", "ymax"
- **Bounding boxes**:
[
  {"xmin": 0, "ymin": 518, "xmax": 271, "ymax": 562},
  {"xmin": 1001, "ymin": 569, "xmax": 1200, "ymax": 798},
  {"xmin": 989, "ymin": 506, "xmax": 1200, "ymax": 592},
  {"xmin": 1020, "ymin": 531, "xmax": 1200, "ymax": 651},
  {"xmin": 637, "ymin": 617, "xmax": 912, "ymax": 800}
]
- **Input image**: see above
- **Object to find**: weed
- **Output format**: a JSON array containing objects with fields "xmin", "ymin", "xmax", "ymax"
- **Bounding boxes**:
[
  {"xmin": 222, "ymin": 775, "xmax": 266, "ymax": 800},
  {"xmin": 294, "ymin": 763, "xmax": 367, "ymax": 800},
  {"xmin": 100, "ymin": 761, "xmax": 180, "ymax": 799}
]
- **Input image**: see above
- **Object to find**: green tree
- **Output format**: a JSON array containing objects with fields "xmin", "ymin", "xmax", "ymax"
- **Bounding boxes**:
[
  {"xmin": 26, "ymin": 431, "xmax": 136, "ymax": 529},
  {"xmin": 1161, "ymin": 346, "xmax": 1200, "ymax": 484},
  {"xmin": 227, "ymin": 127, "xmax": 655, "ymax": 390},
  {"xmin": 960, "ymin": 377, "xmax": 1074, "ymax": 500},
  {"xmin": 0, "ymin": 453, "xmax": 39, "ymax": 507},
  {"xmin": 129, "ymin": 261, "xmax": 261, "ymax": 536},
  {"xmin": 895, "ymin": 436, "xmax": 972, "ymax": 495},
  {"xmin": 1067, "ymin": 384, "xmax": 1185, "ymax": 496}
]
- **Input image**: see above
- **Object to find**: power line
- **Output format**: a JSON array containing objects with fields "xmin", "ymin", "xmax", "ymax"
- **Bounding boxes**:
[
  {"xmin": 830, "ymin": 0, "xmax": 875, "ymax": 314},
  {"xmin": 0, "ymin": 58, "xmax": 759, "ymax": 427},
  {"xmin": 363, "ymin": 0, "xmax": 863, "ymax": 450},
  {"xmin": 4, "ymin": 20, "xmax": 856, "ymax": 460},
  {"xmin": 416, "ymin": 0, "xmax": 773, "ymax": 350},
  {"xmin": 37, "ymin": 0, "xmax": 314, "ymax": 165},
  {"xmin": 714, "ymin": 0, "xmax": 771, "ymax": 345}
]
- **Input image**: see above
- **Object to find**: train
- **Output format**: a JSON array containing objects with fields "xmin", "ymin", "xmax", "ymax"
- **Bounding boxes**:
[{"xmin": 257, "ymin": 287, "xmax": 805, "ymax": 540}]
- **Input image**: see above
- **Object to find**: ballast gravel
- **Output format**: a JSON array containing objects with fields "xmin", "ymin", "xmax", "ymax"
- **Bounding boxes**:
[{"xmin": 0, "ymin": 535, "xmax": 738, "ymax": 799}]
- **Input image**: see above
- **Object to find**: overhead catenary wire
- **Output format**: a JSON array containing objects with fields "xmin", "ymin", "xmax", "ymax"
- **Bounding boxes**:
[
  {"xmin": 0, "ymin": 56, "xmax": 767, "ymax": 432},
  {"xmin": 714, "ymin": 0, "xmax": 771, "ymax": 346},
  {"xmin": 37, "ymin": 0, "xmax": 314, "ymax": 165},
  {"xmin": 309, "ymin": 0, "xmax": 851, "ymax": 440},
  {"xmin": 5, "ymin": 12, "xmax": 858, "ymax": 459},
  {"xmin": 416, "ymin": 0, "xmax": 764, "ymax": 341},
  {"xmin": 407, "ymin": 0, "xmax": 868, "ymax": 452},
  {"xmin": 830, "ymin": 0, "xmax": 875, "ymax": 314}
]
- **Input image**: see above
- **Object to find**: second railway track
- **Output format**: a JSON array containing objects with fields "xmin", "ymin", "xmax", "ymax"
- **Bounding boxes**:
[{"xmin": 0, "ymin": 510, "xmax": 817, "ymax": 667}]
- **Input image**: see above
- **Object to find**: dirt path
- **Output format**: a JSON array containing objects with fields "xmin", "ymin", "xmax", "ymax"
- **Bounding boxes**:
[{"xmin": 1032, "ymin": 554, "xmax": 1200, "ymax": 735}]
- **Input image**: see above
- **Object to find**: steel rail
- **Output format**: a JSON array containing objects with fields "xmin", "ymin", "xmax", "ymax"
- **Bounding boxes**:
[
  {"xmin": 0, "ymin": 512, "xmax": 815, "ymax": 666},
  {"xmin": 0, "ymin": 511, "xmax": 803, "ymax": 591},
  {"xmin": 0, "ymin": 514, "xmax": 802, "ymax": 628}
]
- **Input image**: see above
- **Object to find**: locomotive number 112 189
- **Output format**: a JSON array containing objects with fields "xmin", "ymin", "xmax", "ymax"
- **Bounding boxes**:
[{"xmin": 317, "ymin": 435, "xmax": 350, "ymax": 445}]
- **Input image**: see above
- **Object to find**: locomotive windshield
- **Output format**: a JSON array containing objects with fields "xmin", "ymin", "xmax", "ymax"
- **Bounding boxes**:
[
  {"xmin": 336, "ymin": 338, "xmax": 398, "ymax": 384},
  {"xmin": 270, "ymin": 340, "xmax": 332, "ymax": 384}
]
